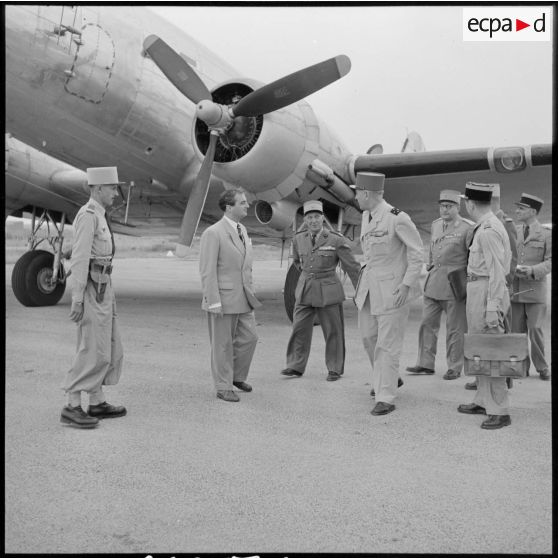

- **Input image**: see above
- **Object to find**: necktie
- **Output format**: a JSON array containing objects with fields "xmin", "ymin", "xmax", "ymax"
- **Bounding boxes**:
[
  {"xmin": 237, "ymin": 224, "xmax": 245, "ymax": 247},
  {"xmin": 524, "ymin": 225, "xmax": 530, "ymax": 240},
  {"xmin": 105, "ymin": 212, "xmax": 115, "ymax": 256},
  {"xmin": 442, "ymin": 222, "xmax": 448, "ymax": 233},
  {"xmin": 311, "ymin": 234, "xmax": 316, "ymax": 247}
]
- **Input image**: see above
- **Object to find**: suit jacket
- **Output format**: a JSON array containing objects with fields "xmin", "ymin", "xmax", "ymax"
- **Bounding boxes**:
[
  {"xmin": 511, "ymin": 219, "xmax": 551, "ymax": 303},
  {"xmin": 199, "ymin": 218, "xmax": 262, "ymax": 314},
  {"xmin": 293, "ymin": 228, "xmax": 361, "ymax": 307},
  {"xmin": 354, "ymin": 200, "xmax": 424, "ymax": 314},
  {"xmin": 423, "ymin": 216, "xmax": 472, "ymax": 300}
]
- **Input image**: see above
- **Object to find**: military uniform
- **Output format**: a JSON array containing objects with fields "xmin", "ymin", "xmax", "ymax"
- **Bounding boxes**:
[
  {"xmin": 354, "ymin": 199, "xmax": 424, "ymax": 404},
  {"xmin": 285, "ymin": 225, "xmax": 361, "ymax": 377},
  {"xmin": 466, "ymin": 211, "xmax": 512, "ymax": 415},
  {"xmin": 511, "ymin": 217, "xmax": 551, "ymax": 377},
  {"xmin": 63, "ymin": 197, "xmax": 123, "ymax": 399},
  {"xmin": 415, "ymin": 214, "xmax": 472, "ymax": 375}
]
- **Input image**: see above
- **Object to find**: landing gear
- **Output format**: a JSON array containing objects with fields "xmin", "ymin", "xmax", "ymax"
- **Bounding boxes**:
[{"xmin": 11, "ymin": 208, "xmax": 67, "ymax": 307}]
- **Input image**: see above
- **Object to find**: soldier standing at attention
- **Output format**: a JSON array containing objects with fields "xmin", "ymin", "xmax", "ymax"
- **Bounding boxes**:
[
  {"xmin": 62, "ymin": 167, "xmax": 126, "ymax": 428},
  {"xmin": 281, "ymin": 200, "xmax": 361, "ymax": 381},
  {"xmin": 457, "ymin": 182, "xmax": 512, "ymax": 429},
  {"xmin": 464, "ymin": 183, "xmax": 518, "ymax": 390},
  {"xmin": 511, "ymin": 193, "xmax": 551, "ymax": 381},
  {"xmin": 353, "ymin": 172, "xmax": 424, "ymax": 415},
  {"xmin": 407, "ymin": 190, "xmax": 472, "ymax": 380}
]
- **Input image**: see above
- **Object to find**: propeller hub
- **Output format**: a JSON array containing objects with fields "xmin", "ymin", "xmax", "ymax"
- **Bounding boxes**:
[{"xmin": 196, "ymin": 100, "xmax": 232, "ymax": 131}]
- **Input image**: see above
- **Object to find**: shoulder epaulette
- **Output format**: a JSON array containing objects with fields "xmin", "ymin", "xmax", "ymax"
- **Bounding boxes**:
[
  {"xmin": 329, "ymin": 230, "xmax": 343, "ymax": 237},
  {"xmin": 462, "ymin": 217, "xmax": 475, "ymax": 226},
  {"xmin": 432, "ymin": 217, "xmax": 442, "ymax": 223},
  {"xmin": 390, "ymin": 207, "xmax": 401, "ymax": 215},
  {"xmin": 295, "ymin": 230, "xmax": 307, "ymax": 235},
  {"xmin": 85, "ymin": 203, "xmax": 96, "ymax": 214}
]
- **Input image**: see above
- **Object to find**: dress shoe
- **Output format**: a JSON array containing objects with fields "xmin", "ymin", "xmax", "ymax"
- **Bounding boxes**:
[
  {"xmin": 371, "ymin": 402, "xmax": 395, "ymax": 415},
  {"xmin": 457, "ymin": 403, "xmax": 486, "ymax": 415},
  {"xmin": 88, "ymin": 401, "xmax": 127, "ymax": 419},
  {"xmin": 326, "ymin": 371, "xmax": 341, "ymax": 381},
  {"xmin": 281, "ymin": 368, "xmax": 303, "ymax": 377},
  {"xmin": 370, "ymin": 377, "xmax": 403, "ymax": 397},
  {"xmin": 464, "ymin": 381, "xmax": 478, "ymax": 390},
  {"xmin": 481, "ymin": 414, "xmax": 511, "ymax": 429},
  {"xmin": 443, "ymin": 369, "xmax": 461, "ymax": 380},
  {"xmin": 233, "ymin": 381, "xmax": 252, "ymax": 392},
  {"xmin": 406, "ymin": 365, "xmax": 434, "ymax": 374},
  {"xmin": 506, "ymin": 377, "xmax": 513, "ymax": 388},
  {"xmin": 60, "ymin": 405, "xmax": 99, "ymax": 428},
  {"xmin": 217, "ymin": 390, "xmax": 240, "ymax": 402},
  {"xmin": 539, "ymin": 369, "xmax": 550, "ymax": 381}
]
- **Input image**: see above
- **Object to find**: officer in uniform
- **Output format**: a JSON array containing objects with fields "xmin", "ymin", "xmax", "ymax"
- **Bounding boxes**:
[
  {"xmin": 281, "ymin": 200, "xmax": 361, "ymax": 381},
  {"xmin": 457, "ymin": 182, "xmax": 512, "ymax": 429},
  {"xmin": 464, "ymin": 183, "xmax": 518, "ymax": 390},
  {"xmin": 61, "ymin": 167, "xmax": 126, "ymax": 428},
  {"xmin": 353, "ymin": 172, "xmax": 423, "ymax": 415},
  {"xmin": 407, "ymin": 189, "xmax": 472, "ymax": 380},
  {"xmin": 511, "ymin": 193, "xmax": 551, "ymax": 381}
]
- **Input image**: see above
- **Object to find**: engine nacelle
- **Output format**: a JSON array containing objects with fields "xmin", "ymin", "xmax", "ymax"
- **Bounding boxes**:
[
  {"xmin": 254, "ymin": 199, "xmax": 299, "ymax": 231},
  {"xmin": 5, "ymin": 134, "xmax": 88, "ymax": 216},
  {"xmin": 192, "ymin": 79, "xmax": 354, "ymax": 204}
]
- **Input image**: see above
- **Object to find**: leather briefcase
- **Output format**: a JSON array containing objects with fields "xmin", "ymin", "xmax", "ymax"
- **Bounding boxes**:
[{"xmin": 463, "ymin": 333, "xmax": 528, "ymax": 378}]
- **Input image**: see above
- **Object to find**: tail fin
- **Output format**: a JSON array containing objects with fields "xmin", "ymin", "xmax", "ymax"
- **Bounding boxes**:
[{"xmin": 401, "ymin": 131, "xmax": 426, "ymax": 153}]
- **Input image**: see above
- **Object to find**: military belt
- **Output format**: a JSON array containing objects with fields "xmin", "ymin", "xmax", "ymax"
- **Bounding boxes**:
[
  {"xmin": 466, "ymin": 274, "xmax": 489, "ymax": 282},
  {"xmin": 90, "ymin": 259, "xmax": 113, "ymax": 275},
  {"xmin": 303, "ymin": 270, "xmax": 336, "ymax": 279}
]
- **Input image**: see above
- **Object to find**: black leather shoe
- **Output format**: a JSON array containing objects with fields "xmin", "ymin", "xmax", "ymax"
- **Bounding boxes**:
[
  {"xmin": 61, "ymin": 405, "xmax": 99, "ymax": 428},
  {"xmin": 539, "ymin": 369, "xmax": 550, "ymax": 381},
  {"xmin": 217, "ymin": 390, "xmax": 240, "ymax": 402},
  {"xmin": 406, "ymin": 365, "xmax": 434, "ymax": 374},
  {"xmin": 443, "ymin": 369, "xmax": 461, "ymax": 380},
  {"xmin": 88, "ymin": 402, "xmax": 127, "ymax": 419},
  {"xmin": 281, "ymin": 368, "xmax": 303, "ymax": 377},
  {"xmin": 457, "ymin": 403, "xmax": 486, "ymax": 415},
  {"xmin": 481, "ymin": 414, "xmax": 511, "ymax": 429},
  {"xmin": 326, "ymin": 371, "xmax": 341, "ymax": 381},
  {"xmin": 233, "ymin": 381, "xmax": 252, "ymax": 392},
  {"xmin": 464, "ymin": 381, "xmax": 478, "ymax": 390},
  {"xmin": 370, "ymin": 377, "xmax": 403, "ymax": 397},
  {"xmin": 371, "ymin": 402, "xmax": 395, "ymax": 415}
]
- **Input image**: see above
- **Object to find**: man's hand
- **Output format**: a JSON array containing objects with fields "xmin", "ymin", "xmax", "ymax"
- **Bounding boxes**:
[
  {"xmin": 69, "ymin": 301, "xmax": 84, "ymax": 322},
  {"xmin": 485, "ymin": 310, "xmax": 499, "ymax": 329},
  {"xmin": 208, "ymin": 304, "xmax": 223, "ymax": 316},
  {"xmin": 515, "ymin": 265, "xmax": 531, "ymax": 278},
  {"xmin": 393, "ymin": 283, "xmax": 410, "ymax": 308}
]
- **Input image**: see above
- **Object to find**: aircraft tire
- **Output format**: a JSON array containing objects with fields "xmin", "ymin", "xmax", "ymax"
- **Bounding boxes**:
[
  {"xmin": 282, "ymin": 263, "xmax": 320, "ymax": 325},
  {"xmin": 283, "ymin": 263, "xmax": 300, "ymax": 322},
  {"xmin": 11, "ymin": 250, "xmax": 66, "ymax": 307}
]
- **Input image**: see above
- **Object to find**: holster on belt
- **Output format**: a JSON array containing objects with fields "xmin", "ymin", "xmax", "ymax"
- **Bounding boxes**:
[{"xmin": 89, "ymin": 259, "xmax": 112, "ymax": 303}]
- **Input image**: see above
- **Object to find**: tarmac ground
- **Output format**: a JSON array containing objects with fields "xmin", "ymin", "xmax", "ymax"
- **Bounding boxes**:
[{"xmin": 4, "ymin": 258, "xmax": 553, "ymax": 554}]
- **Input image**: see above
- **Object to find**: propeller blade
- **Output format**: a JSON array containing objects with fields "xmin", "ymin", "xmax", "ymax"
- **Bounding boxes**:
[
  {"xmin": 143, "ymin": 35, "xmax": 211, "ymax": 104},
  {"xmin": 232, "ymin": 54, "xmax": 351, "ymax": 117},
  {"xmin": 177, "ymin": 131, "xmax": 219, "ymax": 249}
]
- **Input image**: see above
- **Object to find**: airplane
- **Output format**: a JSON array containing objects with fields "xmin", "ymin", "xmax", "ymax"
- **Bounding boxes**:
[{"xmin": 5, "ymin": 5, "xmax": 552, "ymax": 319}]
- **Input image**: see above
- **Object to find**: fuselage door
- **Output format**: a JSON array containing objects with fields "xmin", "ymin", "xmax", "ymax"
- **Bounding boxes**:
[{"xmin": 64, "ymin": 21, "xmax": 115, "ymax": 103}]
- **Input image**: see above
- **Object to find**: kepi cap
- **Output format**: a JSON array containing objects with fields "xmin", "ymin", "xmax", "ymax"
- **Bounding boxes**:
[
  {"xmin": 355, "ymin": 172, "xmax": 385, "ymax": 192},
  {"xmin": 87, "ymin": 167, "xmax": 125, "ymax": 186},
  {"xmin": 439, "ymin": 189, "xmax": 461, "ymax": 205},
  {"xmin": 515, "ymin": 193, "xmax": 544, "ymax": 212},
  {"xmin": 303, "ymin": 200, "xmax": 323, "ymax": 214},
  {"xmin": 460, "ymin": 181, "xmax": 494, "ymax": 202}
]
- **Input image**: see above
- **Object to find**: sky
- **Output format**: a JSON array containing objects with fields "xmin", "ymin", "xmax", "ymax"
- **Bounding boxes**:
[{"xmin": 148, "ymin": 5, "xmax": 552, "ymax": 155}]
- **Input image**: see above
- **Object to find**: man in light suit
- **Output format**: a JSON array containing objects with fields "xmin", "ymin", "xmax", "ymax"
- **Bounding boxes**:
[
  {"xmin": 511, "ymin": 193, "xmax": 551, "ymax": 381},
  {"xmin": 199, "ymin": 189, "xmax": 262, "ymax": 402},
  {"xmin": 353, "ymin": 172, "xmax": 424, "ymax": 416}
]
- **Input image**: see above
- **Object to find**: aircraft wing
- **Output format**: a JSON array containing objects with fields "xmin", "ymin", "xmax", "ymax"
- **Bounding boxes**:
[{"xmin": 352, "ymin": 144, "xmax": 552, "ymax": 230}]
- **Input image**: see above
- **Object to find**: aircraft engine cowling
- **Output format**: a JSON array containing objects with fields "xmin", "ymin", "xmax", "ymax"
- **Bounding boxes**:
[
  {"xmin": 193, "ymin": 79, "xmax": 352, "ymax": 203},
  {"xmin": 254, "ymin": 199, "xmax": 299, "ymax": 231}
]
